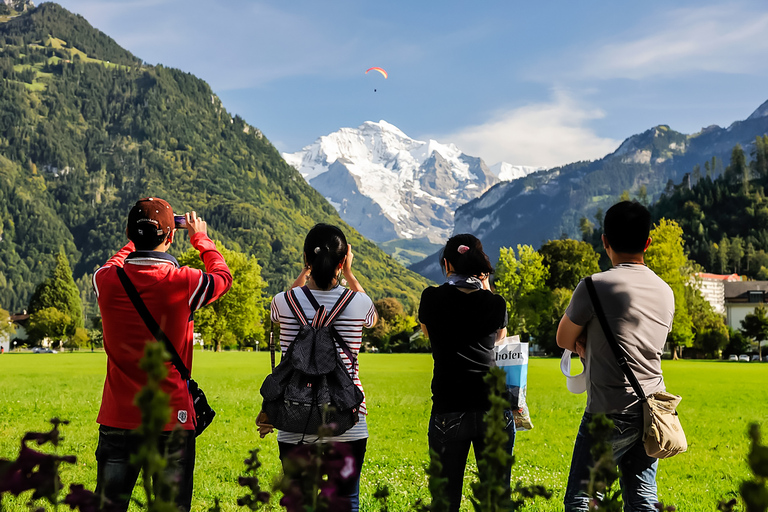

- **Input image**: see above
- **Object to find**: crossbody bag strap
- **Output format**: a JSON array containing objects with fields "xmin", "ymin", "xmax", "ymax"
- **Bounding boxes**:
[
  {"xmin": 116, "ymin": 266, "xmax": 191, "ymax": 381},
  {"xmin": 301, "ymin": 287, "xmax": 358, "ymax": 365},
  {"xmin": 584, "ymin": 276, "xmax": 647, "ymax": 402}
]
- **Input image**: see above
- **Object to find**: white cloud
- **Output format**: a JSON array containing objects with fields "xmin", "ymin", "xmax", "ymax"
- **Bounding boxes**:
[
  {"xmin": 575, "ymin": 5, "xmax": 768, "ymax": 79},
  {"xmin": 431, "ymin": 91, "xmax": 619, "ymax": 169}
]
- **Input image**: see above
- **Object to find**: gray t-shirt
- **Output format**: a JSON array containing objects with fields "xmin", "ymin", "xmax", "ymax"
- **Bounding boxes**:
[{"xmin": 565, "ymin": 263, "xmax": 675, "ymax": 414}]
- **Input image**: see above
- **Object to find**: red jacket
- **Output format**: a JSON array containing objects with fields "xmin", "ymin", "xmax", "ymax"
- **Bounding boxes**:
[{"xmin": 93, "ymin": 232, "xmax": 232, "ymax": 430}]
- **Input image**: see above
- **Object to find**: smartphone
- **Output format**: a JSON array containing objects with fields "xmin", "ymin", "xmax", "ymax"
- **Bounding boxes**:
[{"xmin": 174, "ymin": 214, "xmax": 186, "ymax": 229}]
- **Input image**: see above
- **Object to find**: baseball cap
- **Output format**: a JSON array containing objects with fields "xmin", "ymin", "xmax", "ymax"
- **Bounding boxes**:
[{"xmin": 127, "ymin": 197, "xmax": 174, "ymax": 246}]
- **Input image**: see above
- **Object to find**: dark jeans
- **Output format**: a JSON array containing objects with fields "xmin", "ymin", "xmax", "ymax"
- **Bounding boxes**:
[
  {"xmin": 278, "ymin": 439, "xmax": 367, "ymax": 512},
  {"xmin": 428, "ymin": 409, "xmax": 516, "ymax": 512},
  {"xmin": 564, "ymin": 412, "xmax": 658, "ymax": 512},
  {"xmin": 95, "ymin": 425, "xmax": 196, "ymax": 512}
]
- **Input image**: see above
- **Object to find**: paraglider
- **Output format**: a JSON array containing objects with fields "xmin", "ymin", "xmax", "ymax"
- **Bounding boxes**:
[
  {"xmin": 366, "ymin": 67, "xmax": 387, "ymax": 92},
  {"xmin": 365, "ymin": 67, "xmax": 388, "ymax": 79}
]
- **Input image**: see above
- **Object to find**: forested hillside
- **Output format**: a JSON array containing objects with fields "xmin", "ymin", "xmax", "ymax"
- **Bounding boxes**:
[
  {"xmin": 0, "ymin": 3, "xmax": 430, "ymax": 313},
  {"xmin": 650, "ymin": 139, "xmax": 768, "ymax": 278}
]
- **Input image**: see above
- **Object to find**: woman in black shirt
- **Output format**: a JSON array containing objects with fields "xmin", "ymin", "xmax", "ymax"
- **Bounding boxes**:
[{"xmin": 418, "ymin": 233, "xmax": 513, "ymax": 511}]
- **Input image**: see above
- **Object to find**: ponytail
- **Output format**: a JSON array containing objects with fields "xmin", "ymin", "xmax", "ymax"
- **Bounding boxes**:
[{"xmin": 303, "ymin": 224, "xmax": 348, "ymax": 289}]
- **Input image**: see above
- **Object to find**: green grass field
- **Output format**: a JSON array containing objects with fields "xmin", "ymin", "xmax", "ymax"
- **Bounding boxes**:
[{"xmin": 0, "ymin": 352, "xmax": 765, "ymax": 511}]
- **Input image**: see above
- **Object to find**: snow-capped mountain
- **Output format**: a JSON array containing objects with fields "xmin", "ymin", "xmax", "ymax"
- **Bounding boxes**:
[
  {"xmin": 490, "ymin": 162, "xmax": 546, "ymax": 181},
  {"xmin": 283, "ymin": 120, "xmax": 537, "ymax": 243}
]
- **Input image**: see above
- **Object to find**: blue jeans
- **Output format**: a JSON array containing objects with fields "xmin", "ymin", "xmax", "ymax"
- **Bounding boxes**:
[
  {"xmin": 278, "ymin": 439, "xmax": 367, "ymax": 512},
  {"xmin": 564, "ymin": 412, "xmax": 658, "ymax": 512},
  {"xmin": 94, "ymin": 426, "xmax": 196, "ymax": 512},
  {"xmin": 428, "ymin": 409, "xmax": 516, "ymax": 512}
]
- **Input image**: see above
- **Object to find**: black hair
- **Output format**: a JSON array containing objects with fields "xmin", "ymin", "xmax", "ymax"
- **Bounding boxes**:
[
  {"xmin": 131, "ymin": 232, "xmax": 169, "ymax": 251},
  {"xmin": 603, "ymin": 201, "xmax": 652, "ymax": 253},
  {"xmin": 304, "ymin": 223, "xmax": 348, "ymax": 290},
  {"xmin": 439, "ymin": 233, "xmax": 494, "ymax": 277}
]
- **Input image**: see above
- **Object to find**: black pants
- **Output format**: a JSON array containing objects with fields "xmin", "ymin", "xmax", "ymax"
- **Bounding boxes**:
[
  {"xmin": 428, "ymin": 410, "xmax": 516, "ymax": 512},
  {"xmin": 94, "ymin": 425, "xmax": 196, "ymax": 511}
]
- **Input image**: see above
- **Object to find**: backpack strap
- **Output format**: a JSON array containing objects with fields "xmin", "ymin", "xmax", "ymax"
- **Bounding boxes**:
[
  {"xmin": 300, "ymin": 287, "xmax": 358, "ymax": 364},
  {"xmin": 321, "ymin": 288, "xmax": 357, "ymax": 327},
  {"xmin": 285, "ymin": 289, "xmax": 310, "ymax": 325}
]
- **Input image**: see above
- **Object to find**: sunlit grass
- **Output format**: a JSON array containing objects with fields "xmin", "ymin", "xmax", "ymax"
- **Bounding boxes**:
[{"xmin": 0, "ymin": 352, "xmax": 765, "ymax": 510}]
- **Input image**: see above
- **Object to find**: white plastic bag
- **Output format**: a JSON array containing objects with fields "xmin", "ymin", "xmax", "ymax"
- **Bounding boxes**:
[{"xmin": 493, "ymin": 336, "xmax": 533, "ymax": 431}]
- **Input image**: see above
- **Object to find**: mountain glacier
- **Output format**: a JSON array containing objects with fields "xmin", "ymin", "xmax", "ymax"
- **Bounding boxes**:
[{"xmin": 283, "ymin": 120, "xmax": 539, "ymax": 243}]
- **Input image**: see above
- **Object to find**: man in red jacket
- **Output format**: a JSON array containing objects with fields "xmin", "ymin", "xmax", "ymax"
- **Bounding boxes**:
[{"xmin": 92, "ymin": 197, "xmax": 232, "ymax": 511}]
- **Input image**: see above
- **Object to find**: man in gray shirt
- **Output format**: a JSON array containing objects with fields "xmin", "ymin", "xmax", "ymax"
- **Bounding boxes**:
[{"xmin": 557, "ymin": 201, "xmax": 674, "ymax": 512}]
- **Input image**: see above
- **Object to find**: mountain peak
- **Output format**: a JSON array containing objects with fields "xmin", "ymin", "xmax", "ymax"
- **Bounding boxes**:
[
  {"xmin": 747, "ymin": 99, "xmax": 768, "ymax": 121},
  {"xmin": 361, "ymin": 119, "xmax": 407, "ymax": 137},
  {"xmin": 284, "ymin": 120, "xmax": 509, "ymax": 243}
]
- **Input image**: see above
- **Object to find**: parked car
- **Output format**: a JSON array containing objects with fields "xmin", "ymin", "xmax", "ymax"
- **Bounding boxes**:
[
  {"xmin": 33, "ymin": 347, "xmax": 55, "ymax": 354},
  {"xmin": 739, "ymin": 354, "xmax": 750, "ymax": 362},
  {"xmin": 763, "ymin": 355, "xmax": 768, "ymax": 362},
  {"xmin": 728, "ymin": 354, "xmax": 739, "ymax": 361},
  {"xmin": 751, "ymin": 355, "xmax": 761, "ymax": 362}
]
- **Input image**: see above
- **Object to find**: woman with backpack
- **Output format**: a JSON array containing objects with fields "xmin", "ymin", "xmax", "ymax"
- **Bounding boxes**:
[
  {"xmin": 263, "ymin": 223, "xmax": 377, "ymax": 512},
  {"xmin": 418, "ymin": 234, "xmax": 514, "ymax": 512}
]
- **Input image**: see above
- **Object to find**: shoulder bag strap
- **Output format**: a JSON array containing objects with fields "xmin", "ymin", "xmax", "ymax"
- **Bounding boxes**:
[
  {"xmin": 584, "ymin": 276, "xmax": 647, "ymax": 402},
  {"xmin": 116, "ymin": 266, "xmax": 191, "ymax": 381}
]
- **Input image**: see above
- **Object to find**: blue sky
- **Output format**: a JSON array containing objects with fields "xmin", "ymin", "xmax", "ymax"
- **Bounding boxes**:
[{"xmin": 49, "ymin": 0, "xmax": 768, "ymax": 168}]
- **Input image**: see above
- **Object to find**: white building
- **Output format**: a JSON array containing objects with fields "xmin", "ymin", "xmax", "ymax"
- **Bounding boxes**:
[
  {"xmin": 724, "ymin": 281, "xmax": 768, "ymax": 331},
  {"xmin": 693, "ymin": 272, "xmax": 741, "ymax": 314}
]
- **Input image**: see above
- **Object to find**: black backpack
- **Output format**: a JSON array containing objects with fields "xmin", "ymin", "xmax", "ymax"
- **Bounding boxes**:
[{"xmin": 260, "ymin": 286, "xmax": 364, "ymax": 437}]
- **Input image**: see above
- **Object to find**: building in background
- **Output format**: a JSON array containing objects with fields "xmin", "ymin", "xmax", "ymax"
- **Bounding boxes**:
[
  {"xmin": 724, "ymin": 281, "xmax": 768, "ymax": 331},
  {"xmin": 693, "ymin": 273, "xmax": 741, "ymax": 314}
]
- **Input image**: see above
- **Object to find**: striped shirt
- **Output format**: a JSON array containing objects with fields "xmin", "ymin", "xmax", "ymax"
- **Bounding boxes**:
[{"xmin": 270, "ymin": 286, "xmax": 376, "ymax": 443}]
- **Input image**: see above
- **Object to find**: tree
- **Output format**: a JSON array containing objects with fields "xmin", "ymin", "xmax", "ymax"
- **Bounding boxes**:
[
  {"xmin": 539, "ymin": 239, "xmax": 600, "ymax": 291},
  {"xmin": 28, "ymin": 249, "xmax": 83, "ymax": 329},
  {"xmin": 746, "ymin": 242, "xmax": 756, "ymax": 272},
  {"xmin": 0, "ymin": 307, "xmax": 16, "ymax": 343},
  {"xmin": 691, "ymin": 164, "xmax": 701, "ymax": 185},
  {"xmin": 637, "ymin": 185, "xmax": 649, "ymax": 206},
  {"xmin": 727, "ymin": 144, "xmax": 749, "ymax": 193},
  {"xmin": 729, "ymin": 236, "xmax": 745, "ymax": 274},
  {"xmin": 740, "ymin": 304, "xmax": 768, "ymax": 359},
  {"xmin": 579, "ymin": 217, "xmax": 594, "ymax": 241},
  {"xmin": 717, "ymin": 237, "xmax": 730, "ymax": 274},
  {"xmin": 365, "ymin": 297, "xmax": 418, "ymax": 352},
  {"xmin": 65, "ymin": 327, "xmax": 89, "ymax": 350},
  {"xmin": 178, "ymin": 242, "xmax": 267, "ymax": 351},
  {"xmin": 494, "ymin": 245, "xmax": 549, "ymax": 339},
  {"xmin": 724, "ymin": 329, "xmax": 752, "ymax": 357},
  {"xmin": 594, "ymin": 208, "xmax": 604, "ymax": 232},
  {"xmin": 645, "ymin": 219, "xmax": 694, "ymax": 359},
  {"xmin": 687, "ymin": 286, "xmax": 728, "ymax": 358},
  {"xmin": 27, "ymin": 307, "xmax": 72, "ymax": 348}
]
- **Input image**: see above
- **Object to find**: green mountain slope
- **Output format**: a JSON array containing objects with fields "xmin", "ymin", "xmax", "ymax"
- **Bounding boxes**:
[
  {"xmin": 650, "ymin": 141, "xmax": 768, "ymax": 278},
  {"xmin": 0, "ymin": 3, "xmax": 430, "ymax": 313}
]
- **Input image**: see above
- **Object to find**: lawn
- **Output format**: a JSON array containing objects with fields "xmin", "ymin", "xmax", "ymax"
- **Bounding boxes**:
[{"xmin": 0, "ymin": 352, "xmax": 765, "ymax": 511}]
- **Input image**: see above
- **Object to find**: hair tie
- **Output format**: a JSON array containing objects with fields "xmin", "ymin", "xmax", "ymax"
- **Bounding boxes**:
[
  {"xmin": 457, "ymin": 245, "xmax": 470, "ymax": 254},
  {"xmin": 314, "ymin": 247, "xmax": 321, "ymax": 254}
]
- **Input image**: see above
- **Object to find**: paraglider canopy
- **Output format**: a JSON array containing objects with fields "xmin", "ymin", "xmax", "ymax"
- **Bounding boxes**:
[{"xmin": 365, "ymin": 67, "xmax": 388, "ymax": 79}]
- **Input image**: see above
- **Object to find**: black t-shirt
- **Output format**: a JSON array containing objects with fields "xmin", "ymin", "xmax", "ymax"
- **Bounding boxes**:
[{"xmin": 418, "ymin": 284, "xmax": 508, "ymax": 413}]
